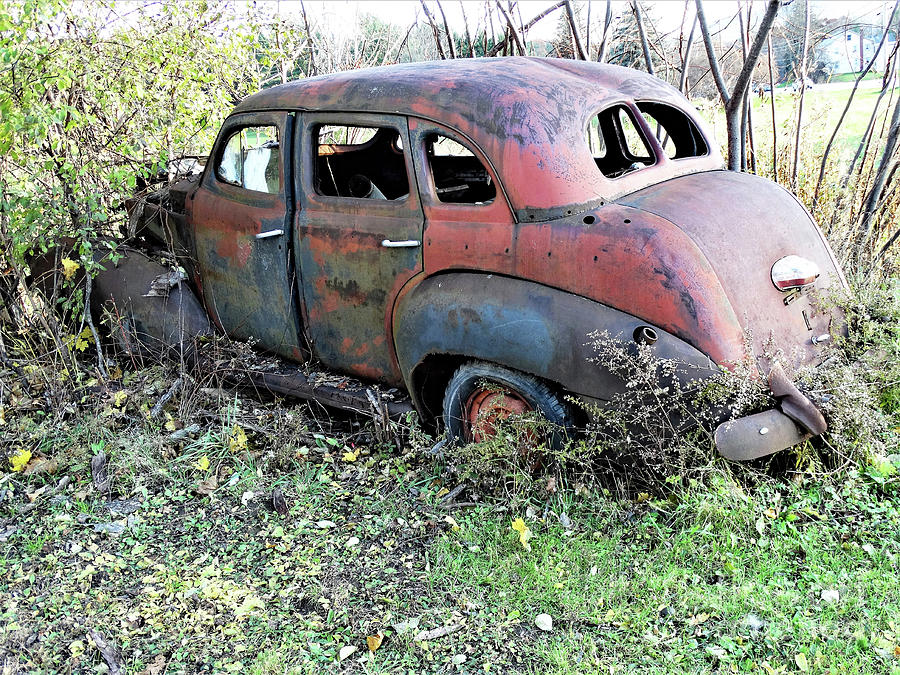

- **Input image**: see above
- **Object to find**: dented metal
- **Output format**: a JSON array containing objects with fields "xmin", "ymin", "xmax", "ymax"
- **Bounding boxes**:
[{"xmin": 116, "ymin": 57, "xmax": 848, "ymax": 459}]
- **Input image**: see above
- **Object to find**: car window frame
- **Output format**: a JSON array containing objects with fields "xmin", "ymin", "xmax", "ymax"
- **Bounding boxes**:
[
  {"xmin": 408, "ymin": 117, "xmax": 512, "ymax": 220},
  {"xmin": 204, "ymin": 112, "xmax": 286, "ymax": 203},
  {"xmin": 635, "ymin": 99, "xmax": 711, "ymax": 162},
  {"xmin": 298, "ymin": 111, "xmax": 420, "ymax": 214}
]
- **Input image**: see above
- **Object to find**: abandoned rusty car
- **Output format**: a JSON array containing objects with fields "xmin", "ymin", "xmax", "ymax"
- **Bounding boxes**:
[{"xmin": 106, "ymin": 57, "xmax": 847, "ymax": 460}]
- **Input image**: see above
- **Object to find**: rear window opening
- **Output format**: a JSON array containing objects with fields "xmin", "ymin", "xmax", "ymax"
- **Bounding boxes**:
[
  {"xmin": 314, "ymin": 124, "xmax": 409, "ymax": 200},
  {"xmin": 636, "ymin": 102, "xmax": 708, "ymax": 159},
  {"xmin": 426, "ymin": 134, "xmax": 496, "ymax": 204},
  {"xmin": 586, "ymin": 105, "xmax": 655, "ymax": 179}
]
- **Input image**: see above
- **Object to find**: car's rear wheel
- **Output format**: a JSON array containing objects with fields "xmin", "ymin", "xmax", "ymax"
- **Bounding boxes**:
[{"xmin": 442, "ymin": 362, "xmax": 572, "ymax": 450}]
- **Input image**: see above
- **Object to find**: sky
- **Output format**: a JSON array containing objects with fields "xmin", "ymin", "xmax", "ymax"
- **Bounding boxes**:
[{"xmin": 282, "ymin": 1, "xmax": 895, "ymax": 43}]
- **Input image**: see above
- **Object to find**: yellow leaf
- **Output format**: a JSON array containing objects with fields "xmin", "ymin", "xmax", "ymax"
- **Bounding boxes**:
[
  {"xmin": 342, "ymin": 448, "xmax": 359, "ymax": 462},
  {"xmin": 61, "ymin": 257, "xmax": 80, "ymax": 281},
  {"xmin": 227, "ymin": 425, "xmax": 247, "ymax": 453},
  {"xmin": 366, "ymin": 631, "xmax": 384, "ymax": 652},
  {"xmin": 164, "ymin": 413, "xmax": 177, "ymax": 431},
  {"xmin": 235, "ymin": 594, "xmax": 265, "ymax": 618},
  {"xmin": 113, "ymin": 391, "xmax": 128, "ymax": 408},
  {"xmin": 795, "ymin": 652, "xmax": 809, "ymax": 672},
  {"xmin": 764, "ymin": 508, "xmax": 777, "ymax": 519},
  {"xmin": 443, "ymin": 515, "xmax": 460, "ymax": 532},
  {"xmin": 195, "ymin": 455, "xmax": 210, "ymax": 472},
  {"xmin": 9, "ymin": 449, "xmax": 32, "ymax": 472},
  {"xmin": 74, "ymin": 327, "xmax": 92, "ymax": 352},
  {"xmin": 511, "ymin": 518, "xmax": 532, "ymax": 552}
]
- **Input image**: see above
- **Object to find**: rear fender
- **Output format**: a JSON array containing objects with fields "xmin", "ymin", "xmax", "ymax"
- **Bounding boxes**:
[{"xmin": 393, "ymin": 272, "xmax": 719, "ymax": 421}]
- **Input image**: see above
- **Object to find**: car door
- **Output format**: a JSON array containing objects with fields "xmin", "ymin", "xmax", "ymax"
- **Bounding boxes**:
[
  {"xmin": 191, "ymin": 111, "xmax": 305, "ymax": 361},
  {"xmin": 295, "ymin": 112, "xmax": 423, "ymax": 384}
]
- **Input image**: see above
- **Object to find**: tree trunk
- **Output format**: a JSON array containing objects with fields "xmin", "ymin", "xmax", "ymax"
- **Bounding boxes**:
[
  {"xmin": 791, "ymin": 0, "xmax": 810, "ymax": 191},
  {"xmin": 597, "ymin": 0, "xmax": 612, "ymax": 62},
  {"xmin": 632, "ymin": 0, "xmax": 655, "ymax": 75},
  {"xmin": 813, "ymin": 0, "xmax": 900, "ymax": 208},
  {"xmin": 767, "ymin": 34, "xmax": 777, "ymax": 178},
  {"xmin": 678, "ymin": 13, "xmax": 697, "ymax": 96},
  {"xmin": 695, "ymin": 0, "xmax": 780, "ymax": 171},
  {"xmin": 859, "ymin": 90, "xmax": 900, "ymax": 239}
]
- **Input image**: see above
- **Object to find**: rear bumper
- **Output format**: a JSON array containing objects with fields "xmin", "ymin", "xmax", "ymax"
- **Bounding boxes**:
[{"xmin": 714, "ymin": 363, "xmax": 827, "ymax": 461}]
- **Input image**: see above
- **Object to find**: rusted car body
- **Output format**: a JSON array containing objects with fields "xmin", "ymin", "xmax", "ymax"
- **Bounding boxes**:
[{"xmin": 114, "ymin": 57, "xmax": 847, "ymax": 460}]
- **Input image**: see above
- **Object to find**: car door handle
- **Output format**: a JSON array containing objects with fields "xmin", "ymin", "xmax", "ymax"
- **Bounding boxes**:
[
  {"xmin": 256, "ymin": 229, "xmax": 284, "ymax": 239},
  {"xmin": 381, "ymin": 239, "xmax": 421, "ymax": 248}
]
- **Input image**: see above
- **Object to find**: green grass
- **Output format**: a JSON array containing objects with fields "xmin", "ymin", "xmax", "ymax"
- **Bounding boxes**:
[
  {"xmin": 2, "ymin": 413, "xmax": 900, "ymax": 673},
  {"xmin": 695, "ymin": 85, "xmax": 897, "ymax": 172},
  {"xmin": 825, "ymin": 72, "xmax": 883, "ymax": 84}
]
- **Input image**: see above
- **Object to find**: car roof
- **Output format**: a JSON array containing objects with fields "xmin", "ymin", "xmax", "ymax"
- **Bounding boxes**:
[{"xmin": 233, "ymin": 57, "xmax": 723, "ymax": 219}]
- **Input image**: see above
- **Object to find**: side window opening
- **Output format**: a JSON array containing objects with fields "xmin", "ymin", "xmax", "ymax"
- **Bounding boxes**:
[
  {"xmin": 586, "ymin": 105, "xmax": 655, "ymax": 179},
  {"xmin": 314, "ymin": 124, "xmax": 409, "ymax": 200},
  {"xmin": 637, "ymin": 102, "xmax": 709, "ymax": 159},
  {"xmin": 426, "ymin": 134, "xmax": 496, "ymax": 204},
  {"xmin": 215, "ymin": 125, "xmax": 280, "ymax": 194}
]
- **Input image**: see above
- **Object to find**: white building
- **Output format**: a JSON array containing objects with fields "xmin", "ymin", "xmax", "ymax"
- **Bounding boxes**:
[{"xmin": 820, "ymin": 30, "xmax": 897, "ymax": 74}]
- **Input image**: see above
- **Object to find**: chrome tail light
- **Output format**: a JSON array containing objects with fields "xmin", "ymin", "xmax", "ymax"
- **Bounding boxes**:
[{"xmin": 771, "ymin": 255, "xmax": 820, "ymax": 291}]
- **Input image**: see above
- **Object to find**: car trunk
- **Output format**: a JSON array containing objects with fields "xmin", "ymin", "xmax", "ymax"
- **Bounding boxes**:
[{"xmin": 617, "ymin": 170, "xmax": 847, "ymax": 373}]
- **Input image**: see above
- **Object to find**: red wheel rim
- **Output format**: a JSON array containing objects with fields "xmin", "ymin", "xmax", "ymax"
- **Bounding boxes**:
[{"xmin": 464, "ymin": 387, "xmax": 533, "ymax": 443}]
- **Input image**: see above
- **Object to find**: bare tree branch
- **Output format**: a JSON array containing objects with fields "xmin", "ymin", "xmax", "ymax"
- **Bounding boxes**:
[
  {"xmin": 597, "ymin": 0, "xmax": 612, "ymax": 62},
  {"xmin": 860, "ymin": 84, "xmax": 900, "ymax": 238},
  {"xmin": 767, "ymin": 33, "xmax": 777, "ymax": 177},
  {"xmin": 813, "ymin": 0, "xmax": 900, "ymax": 209},
  {"xmin": 696, "ymin": 0, "xmax": 780, "ymax": 171},
  {"xmin": 791, "ymin": 0, "xmax": 810, "ymax": 191},
  {"xmin": 678, "ymin": 13, "xmax": 697, "ymax": 95},
  {"xmin": 565, "ymin": 0, "xmax": 587, "ymax": 60},
  {"xmin": 494, "ymin": 1, "xmax": 525, "ymax": 55},
  {"xmin": 632, "ymin": 0, "xmax": 655, "ymax": 75},
  {"xmin": 459, "ymin": 0, "xmax": 475, "ymax": 57},
  {"xmin": 420, "ymin": 0, "xmax": 447, "ymax": 59},
  {"xmin": 487, "ymin": 0, "xmax": 563, "ymax": 57},
  {"xmin": 435, "ymin": 0, "xmax": 456, "ymax": 58}
]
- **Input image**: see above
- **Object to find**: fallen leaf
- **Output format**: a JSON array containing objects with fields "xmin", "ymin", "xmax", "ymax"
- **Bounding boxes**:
[
  {"xmin": 9, "ymin": 449, "xmax": 32, "ymax": 472},
  {"xmin": 338, "ymin": 645, "xmax": 357, "ymax": 661},
  {"xmin": 228, "ymin": 425, "xmax": 248, "ymax": 453},
  {"xmin": 195, "ymin": 455, "xmax": 210, "ymax": 472},
  {"xmin": 764, "ymin": 507, "xmax": 777, "ymax": 519},
  {"xmin": 316, "ymin": 520, "xmax": 336, "ymax": 529},
  {"xmin": 511, "ymin": 518, "xmax": 532, "ymax": 552},
  {"xmin": 535, "ymin": 613, "xmax": 553, "ymax": 632},
  {"xmin": 196, "ymin": 474, "xmax": 218, "ymax": 496},
  {"xmin": 342, "ymin": 448, "xmax": 359, "ymax": 462},
  {"xmin": 366, "ymin": 631, "xmax": 384, "ymax": 652},
  {"xmin": 443, "ymin": 515, "xmax": 460, "ymax": 532},
  {"xmin": 794, "ymin": 652, "xmax": 809, "ymax": 672},
  {"xmin": 272, "ymin": 488, "xmax": 288, "ymax": 516},
  {"xmin": 61, "ymin": 257, "xmax": 80, "ymax": 280},
  {"xmin": 164, "ymin": 414, "xmax": 177, "ymax": 432},
  {"xmin": 391, "ymin": 617, "xmax": 420, "ymax": 635},
  {"xmin": 235, "ymin": 594, "xmax": 265, "ymax": 618},
  {"xmin": 24, "ymin": 457, "xmax": 59, "ymax": 476},
  {"xmin": 113, "ymin": 390, "xmax": 128, "ymax": 408}
]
